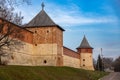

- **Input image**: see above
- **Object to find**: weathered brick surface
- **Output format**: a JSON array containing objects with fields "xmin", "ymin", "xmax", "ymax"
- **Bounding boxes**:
[
  {"xmin": 0, "ymin": 18, "xmax": 94, "ymax": 70},
  {"xmin": 77, "ymin": 48, "xmax": 92, "ymax": 53},
  {"xmin": 63, "ymin": 55, "xmax": 80, "ymax": 68},
  {"xmin": 80, "ymin": 53, "xmax": 94, "ymax": 70},
  {"xmin": 0, "ymin": 18, "xmax": 33, "ymax": 44},
  {"xmin": 26, "ymin": 26, "xmax": 63, "ymax": 46},
  {"xmin": 63, "ymin": 47, "xmax": 80, "ymax": 68},
  {"xmin": 63, "ymin": 46, "xmax": 80, "ymax": 59}
]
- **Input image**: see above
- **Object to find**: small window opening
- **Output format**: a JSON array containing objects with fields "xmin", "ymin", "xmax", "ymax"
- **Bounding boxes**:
[
  {"xmin": 44, "ymin": 60, "xmax": 47, "ymax": 64},
  {"xmin": 83, "ymin": 64, "xmax": 85, "ymax": 66},
  {"xmin": 35, "ymin": 31, "xmax": 37, "ymax": 33},
  {"xmin": 47, "ymin": 30, "xmax": 49, "ymax": 33},
  {"xmin": 83, "ymin": 59, "xmax": 85, "ymax": 61},
  {"xmin": 35, "ymin": 44, "xmax": 37, "ymax": 46},
  {"xmin": 58, "ymin": 57, "xmax": 60, "ymax": 60}
]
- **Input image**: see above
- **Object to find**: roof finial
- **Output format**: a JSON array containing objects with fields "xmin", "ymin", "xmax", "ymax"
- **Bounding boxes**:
[
  {"xmin": 84, "ymin": 34, "xmax": 86, "ymax": 38},
  {"xmin": 41, "ymin": 2, "xmax": 45, "ymax": 10}
]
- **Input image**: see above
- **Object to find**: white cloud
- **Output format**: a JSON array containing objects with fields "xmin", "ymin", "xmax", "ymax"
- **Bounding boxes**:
[
  {"xmin": 93, "ymin": 48, "xmax": 120, "ymax": 60},
  {"xmin": 45, "ymin": 3, "xmax": 118, "ymax": 26},
  {"xmin": 14, "ymin": 3, "xmax": 119, "ymax": 26},
  {"xmin": 13, "ymin": 2, "xmax": 120, "ymax": 60},
  {"xmin": 50, "ymin": 11, "xmax": 118, "ymax": 27}
]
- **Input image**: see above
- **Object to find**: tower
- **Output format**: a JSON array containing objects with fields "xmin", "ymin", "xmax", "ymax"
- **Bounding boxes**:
[
  {"xmin": 24, "ymin": 3, "xmax": 65, "ymax": 66},
  {"xmin": 77, "ymin": 36, "xmax": 94, "ymax": 70}
]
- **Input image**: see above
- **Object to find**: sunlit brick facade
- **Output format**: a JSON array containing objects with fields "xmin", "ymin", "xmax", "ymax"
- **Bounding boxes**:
[{"xmin": 0, "ymin": 5, "xmax": 94, "ymax": 70}]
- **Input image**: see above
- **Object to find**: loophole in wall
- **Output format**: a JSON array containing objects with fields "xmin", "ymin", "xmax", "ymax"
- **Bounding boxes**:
[{"xmin": 44, "ymin": 60, "xmax": 47, "ymax": 64}]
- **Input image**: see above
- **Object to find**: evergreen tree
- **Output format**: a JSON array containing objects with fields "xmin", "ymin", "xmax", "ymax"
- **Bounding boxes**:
[{"xmin": 96, "ymin": 54, "xmax": 104, "ymax": 71}]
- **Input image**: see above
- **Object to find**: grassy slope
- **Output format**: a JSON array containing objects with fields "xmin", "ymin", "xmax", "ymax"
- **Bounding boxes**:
[{"xmin": 0, "ymin": 66, "xmax": 108, "ymax": 80}]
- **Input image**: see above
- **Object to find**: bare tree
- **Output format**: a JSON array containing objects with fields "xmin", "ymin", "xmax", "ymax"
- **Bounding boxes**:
[
  {"xmin": 112, "ymin": 56, "xmax": 120, "ymax": 72},
  {"xmin": 0, "ymin": 20, "xmax": 25, "ymax": 65},
  {"xmin": 0, "ymin": 0, "xmax": 30, "ymax": 65},
  {"xmin": 0, "ymin": 0, "xmax": 31, "ymax": 25},
  {"xmin": 103, "ymin": 57, "xmax": 113, "ymax": 69}
]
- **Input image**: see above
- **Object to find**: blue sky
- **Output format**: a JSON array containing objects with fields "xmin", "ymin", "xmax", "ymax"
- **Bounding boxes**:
[{"xmin": 15, "ymin": 0, "xmax": 120, "ymax": 59}]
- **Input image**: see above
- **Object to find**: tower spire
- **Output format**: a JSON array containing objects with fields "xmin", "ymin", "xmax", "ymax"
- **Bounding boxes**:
[
  {"xmin": 41, "ymin": 2, "xmax": 45, "ymax": 10},
  {"xmin": 77, "ymin": 35, "xmax": 93, "ymax": 49}
]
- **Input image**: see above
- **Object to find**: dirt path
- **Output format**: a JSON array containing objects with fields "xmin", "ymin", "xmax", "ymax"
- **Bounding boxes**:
[{"xmin": 100, "ymin": 72, "xmax": 120, "ymax": 80}]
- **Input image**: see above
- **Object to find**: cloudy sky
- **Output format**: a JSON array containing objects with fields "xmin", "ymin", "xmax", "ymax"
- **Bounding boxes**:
[{"xmin": 15, "ymin": 0, "xmax": 120, "ymax": 59}]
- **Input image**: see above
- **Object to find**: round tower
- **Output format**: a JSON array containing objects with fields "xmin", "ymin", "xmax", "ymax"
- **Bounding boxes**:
[{"xmin": 77, "ymin": 36, "xmax": 94, "ymax": 70}]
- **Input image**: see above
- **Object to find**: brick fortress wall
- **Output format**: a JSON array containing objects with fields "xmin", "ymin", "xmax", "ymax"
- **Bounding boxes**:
[
  {"xmin": 0, "ymin": 18, "xmax": 34, "ymax": 65},
  {"xmin": 25, "ymin": 26, "xmax": 63, "ymax": 66},
  {"xmin": 63, "ymin": 46, "xmax": 80, "ymax": 68}
]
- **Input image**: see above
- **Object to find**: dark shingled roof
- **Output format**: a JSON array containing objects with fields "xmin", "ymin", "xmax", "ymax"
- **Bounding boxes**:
[
  {"xmin": 25, "ymin": 9, "xmax": 64, "ymax": 31},
  {"xmin": 77, "ymin": 36, "xmax": 93, "ymax": 49}
]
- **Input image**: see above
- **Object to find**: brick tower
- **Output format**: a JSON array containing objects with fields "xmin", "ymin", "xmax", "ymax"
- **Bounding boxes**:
[
  {"xmin": 77, "ymin": 36, "xmax": 94, "ymax": 70},
  {"xmin": 24, "ymin": 3, "xmax": 64, "ymax": 66}
]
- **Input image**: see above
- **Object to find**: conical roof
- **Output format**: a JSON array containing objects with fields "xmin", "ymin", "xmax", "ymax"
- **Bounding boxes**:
[
  {"xmin": 25, "ymin": 3, "xmax": 64, "ymax": 31},
  {"xmin": 77, "ymin": 36, "xmax": 93, "ymax": 49},
  {"xmin": 26, "ymin": 9, "xmax": 56, "ymax": 27}
]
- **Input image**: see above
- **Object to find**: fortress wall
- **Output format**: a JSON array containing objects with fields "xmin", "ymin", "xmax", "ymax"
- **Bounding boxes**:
[
  {"xmin": 2, "ymin": 42, "xmax": 58, "ymax": 66},
  {"xmin": 63, "ymin": 47, "xmax": 80, "ymax": 59},
  {"xmin": 80, "ymin": 53, "xmax": 94, "ymax": 70},
  {"xmin": 1, "ymin": 40, "xmax": 34, "ymax": 65},
  {"xmin": 0, "ymin": 18, "xmax": 33, "ymax": 44},
  {"xmin": 25, "ymin": 26, "xmax": 64, "ymax": 66},
  {"xmin": 26, "ymin": 27, "xmax": 62, "ymax": 44},
  {"xmin": 8, "ymin": 52, "xmax": 33, "ymax": 65},
  {"xmin": 33, "ymin": 44, "xmax": 57, "ymax": 55},
  {"xmin": 63, "ymin": 47, "xmax": 80, "ymax": 68},
  {"xmin": 31, "ymin": 44, "xmax": 58, "ymax": 66},
  {"xmin": 56, "ymin": 46, "xmax": 63, "ymax": 66},
  {"xmin": 0, "ymin": 19, "xmax": 33, "ymax": 65},
  {"xmin": 31, "ymin": 44, "xmax": 63, "ymax": 66},
  {"xmin": 63, "ymin": 55, "xmax": 80, "ymax": 68},
  {"xmin": 32, "ymin": 55, "xmax": 57, "ymax": 66}
]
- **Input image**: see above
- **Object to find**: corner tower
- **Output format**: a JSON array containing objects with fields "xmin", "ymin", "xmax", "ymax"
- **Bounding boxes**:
[
  {"xmin": 77, "ymin": 36, "xmax": 94, "ymax": 70},
  {"xmin": 24, "ymin": 3, "xmax": 64, "ymax": 66}
]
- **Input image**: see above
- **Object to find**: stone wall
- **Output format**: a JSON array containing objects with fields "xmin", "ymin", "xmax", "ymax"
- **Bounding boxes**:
[
  {"xmin": 33, "ymin": 44, "xmax": 57, "ymax": 55},
  {"xmin": 25, "ymin": 26, "xmax": 63, "ymax": 46},
  {"xmin": 0, "ymin": 18, "xmax": 33, "ymax": 44},
  {"xmin": 63, "ymin": 55, "xmax": 80, "ymax": 68},
  {"xmin": 32, "ymin": 55, "xmax": 57, "ymax": 66},
  {"xmin": 63, "ymin": 47, "xmax": 80, "ymax": 68},
  {"xmin": 80, "ymin": 53, "xmax": 94, "ymax": 70},
  {"xmin": 0, "ymin": 18, "xmax": 94, "ymax": 70},
  {"xmin": 63, "ymin": 47, "xmax": 80, "ymax": 58},
  {"xmin": 1, "ymin": 40, "xmax": 33, "ymax": 65},
  {"xmin": 32, "ymin": 44, "xmax": 58, "ymax": 66},
  {"xmin": 0, "ymin": 18, "xmax": 33, "ymax": 65},
  {"xmin": 1, "ymin": 41, "xmax": 58, "ymax": 66},
  {"xmin": 8, "ymin": 52, "xmax": 33, "ymax": 65},
  {"xmin": 25, "ymin": 26, "xmax": 64, "ymax": 66}
]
